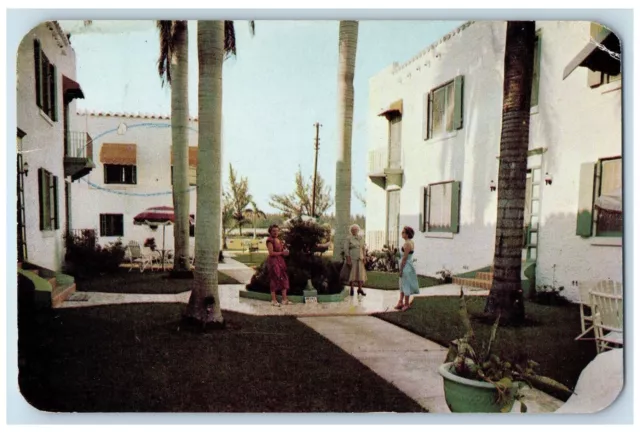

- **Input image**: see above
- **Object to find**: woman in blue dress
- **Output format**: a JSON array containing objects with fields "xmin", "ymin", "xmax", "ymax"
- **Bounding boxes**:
[{"xmin": 395, "ymin": 226, "xmax": 420, "ymax": 311}]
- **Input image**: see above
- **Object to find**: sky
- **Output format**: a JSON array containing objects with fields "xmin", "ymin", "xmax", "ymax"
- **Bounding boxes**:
[{"xmin": 59, "ymin": 20, "xmax": 464, "ymax": 216}]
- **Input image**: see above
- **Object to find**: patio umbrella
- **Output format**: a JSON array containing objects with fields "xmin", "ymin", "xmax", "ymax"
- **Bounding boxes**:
[{"xmin": 133, "ymin": 206, "xmax": 195, "ymax": 269}]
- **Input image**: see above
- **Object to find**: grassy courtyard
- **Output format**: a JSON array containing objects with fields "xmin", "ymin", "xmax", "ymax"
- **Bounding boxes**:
[
  {"xmin": 18, "ymin": 304, "xmax": 426, "ymax": 413},
  {"xmin": 75, "ymin": 267, "xmax": 241, "ymax": 295},
  {"xmin": 375, "ymin": 296, "xmax": 598, "ymax": 399},
  {"xmin": 364, "ymin": 271, "xmax": 441, "ymax": 290}
]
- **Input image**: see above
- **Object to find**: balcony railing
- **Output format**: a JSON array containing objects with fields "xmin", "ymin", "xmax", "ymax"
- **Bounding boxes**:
[
  {"xmin": 368, "ymin": 148, "xmax": 387, "ymax": 176},
  {"xmin": 66, "ymin": 131, "xmax": 93, "ymax": 160}
]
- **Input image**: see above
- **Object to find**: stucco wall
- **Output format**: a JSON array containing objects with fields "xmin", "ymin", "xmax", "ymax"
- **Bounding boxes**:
[
  {"xmin": 17, "ymin": 22, "xmax": 79, "ymax": 271},
  {"xmin": 366, "ymin": 21, "xmax": 623, "ymax": 301},
  {"xmin": 70, "ymin": 113, "xmax": 200, "ymax": 252}
]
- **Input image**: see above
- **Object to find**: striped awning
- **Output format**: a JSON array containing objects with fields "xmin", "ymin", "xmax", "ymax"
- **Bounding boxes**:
[
  {"xmin": 100, "ymin": 143, "xmax": 137, "ymax": 165},
  {"xmin": 170, "ymin": 146, "xmax": 198, "ymax": 166},
  {"xmin": 378, "ymin": 99, "xmax": 403, "ymax": 117}
]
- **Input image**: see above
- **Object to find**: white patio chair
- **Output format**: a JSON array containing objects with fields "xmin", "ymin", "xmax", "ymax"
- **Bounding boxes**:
[
  {"xmin": 590, "ymin": 281, "xmax": 623, "ymax": 353},
  {"xmin": 127, "ymin": 241, "xmax": 154, "ymax": 273},
  {"xmin": 575, "ymin": 281, "xmax": 596, "ymax": 341}
]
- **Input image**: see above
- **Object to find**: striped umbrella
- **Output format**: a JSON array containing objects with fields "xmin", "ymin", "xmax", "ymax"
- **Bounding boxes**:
[{"xmin": 133, "ymin": 206, "xmax": 194, "ymax": 269}]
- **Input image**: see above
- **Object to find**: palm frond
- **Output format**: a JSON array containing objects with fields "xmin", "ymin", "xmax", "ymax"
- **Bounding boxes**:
[
  {"xmin": 156, "ymin": 20, "xmax": 174, "ymax": 87},
  {"xmin": 248, "ymin": 20, "xmax": 255, "ymax": 36},
  {"xmin": 224, "ymin": 20, "xmax": 236, "ymax": 59}
]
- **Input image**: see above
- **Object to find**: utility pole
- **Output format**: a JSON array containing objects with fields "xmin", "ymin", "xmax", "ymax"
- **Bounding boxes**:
[{"xmin": 311, "ymin": 122, "xmax": 322, "ymax": 219}]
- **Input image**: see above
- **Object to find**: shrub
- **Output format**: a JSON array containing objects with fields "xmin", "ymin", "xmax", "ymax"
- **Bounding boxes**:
[
  {"xmin": 364, "ymin": 245, "xmax": 399, "ymax": 272},
  {"xmin": 533, "ymin": 285, "xmax": 570, "ymax": 306},
  {"xmin": 64, "ymin": 230, "xmax": 126, "ymax": 279},
  {"xmin": 436, "ymin": 268, "xmax": 453, "ymax": 284}
]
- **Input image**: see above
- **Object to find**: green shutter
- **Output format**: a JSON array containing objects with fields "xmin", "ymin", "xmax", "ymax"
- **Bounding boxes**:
[
  {"xmin": 531, "ymin": 35, "xmax": 541, "ymax": 107},
  {"xmin": 422, "ymin": 93, "xmax": 429, "ymax": 141},
  {"xmin": 51, "ymin": 64, "xmax": 58, "ymax": 121},
  {"xmin": 576, "ymin": 162, "xmax": 596, "ymax": 237},
  {"xmin": 38, "ymin": 168, "xmax": 45, "ymax": 230},
  {"xmin": 418, "ymin": 187, "xmax": 425, "ymax": 232},
  {"xmin": 427, "ymin": 91, "xmax": 433, "ymax": 139},
  {"xmin": 52, "ymin": 176, "xmax": 59, "ymax": 230},
  {"xmin": 424, "ymin": 186, "xmax": 431, "ymax": 231},
  {"xmin": 450, "ymin": 181, "xmax": 461, "ymax": 233},
  {"xmin": 34, "ymin": 40, "xmax": 42, "ymax": 108},
  {"xmin": 453, "ymin": 76, "xmax": 464, "ymax": 130}
]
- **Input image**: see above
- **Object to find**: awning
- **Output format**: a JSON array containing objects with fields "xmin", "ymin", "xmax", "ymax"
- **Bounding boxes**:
[
  {"xmin": 378, "ymin": 99, "xmax": 403, "ymax": 117},
  {"xmin": 62, "ymin": 75, "xmax": 85, "ymax": 102},
  {"xmin": 100, "ymin": 143, "xmax": 137, "ymax": 165},
  {"xmin": 563, "ymin": 29, "xmax": 621, "ymax": 80},
  {"xmin": 170, "ymin": 146, "xmax": 198, "ymax": 166},
  {"xmin": 595, "ymin": 188, "xmax": 622, "ymax": 213}
]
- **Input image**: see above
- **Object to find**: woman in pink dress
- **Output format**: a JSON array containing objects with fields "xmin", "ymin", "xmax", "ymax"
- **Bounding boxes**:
[{"xmin": 266, "ymin": 224, "xmax": 292, "ymax": 307}]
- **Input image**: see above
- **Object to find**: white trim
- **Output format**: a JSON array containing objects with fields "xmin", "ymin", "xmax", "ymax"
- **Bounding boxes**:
[
  {"xmin": 424, "ymin": 231, "xmax": 454, "ymax": 239},
  {"xmin": 427, "ymin": 130, "xmax": 458, "ymax": 144},
  {"xmin": 590, "ymin": 237, "xmax": 622, "ymax": 247},
  {"xmin": 39, "ymin": 109, "xmax": 54, "ymax": 126},
  {"xmin": 530, "ymin": 105, "xmax": 540, "ymax": 115}
]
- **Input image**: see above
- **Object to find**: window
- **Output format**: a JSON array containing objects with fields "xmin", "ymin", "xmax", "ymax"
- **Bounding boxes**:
[
  {"xmin": 588, "ymin": 23, "xmax": 621, "ymax": 88},
  {"xmin": 38, "ymin": 168, "xmax": 59, "ymax": 231},
  {"xmin": 420, "ymin": 181, "xmax": 461, "ymax": 233},
  {"xmin": 33, "ymin": 39, "xmax": 57, "ymax": 121},
  {"xmin": 424, "ymin": 75, "xmax": 464, "ymax": 140},
  {"xmin": 531, "ymin": 33, "xmax": 541, "ymax": 107},
  {"xmin": 104, "ymin": 164, "xmax": 137, "ymax": 184},
  {"xmin": 576, "ymin": 157, "xmax": 622, "ymax": 238},
  {"xmin": 100, "ymin": 214, "xmax": 124, "ymax": 237}
]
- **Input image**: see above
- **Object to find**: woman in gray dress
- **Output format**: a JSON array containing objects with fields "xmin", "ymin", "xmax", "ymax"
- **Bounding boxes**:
[{"xmin": 344, "ymin": 224, "xmax": 367, "ymax": 296}]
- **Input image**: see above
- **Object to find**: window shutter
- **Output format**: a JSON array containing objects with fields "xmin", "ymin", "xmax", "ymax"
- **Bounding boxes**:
[
  {"xmin": 576, "ymin": 162, "xmax": 596, "ymax": 237},
  {"xmin": 34, "ymin": 39, "xmax": 42, "ymax": 108},
  {"xmin": 424, "ymin": 185, "xmax": 431, "ymax": 231},
  {"xmin": 450, "ymin": 181, "xmax": 461, "ymax": 233},
  {"xmin": 50, "ymin": 64, "xmax": 58, "ymax": 121},
  {"xmin": 422, "ymin": 93, "xmax": 429, "ymax": 140},
  {"xmin": 38, "ymin": 168, "xmax": 45, "ymax": 230},
  {"xmin": 453, "ymin": 75, "xmax": 464, "ymax": 130},
  {"xmin": 52, "ymin": 176, "xmax": 59, "ymax": 230},
  {"xmin": 427, "ymin": 91, "xmax": 433, "ymax": 139},
  {"xmin": 418, "ymin": 187, "xmax": 425, "ymax": 232}
]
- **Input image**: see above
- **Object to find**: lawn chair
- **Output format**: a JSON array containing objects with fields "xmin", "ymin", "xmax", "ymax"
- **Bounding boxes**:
[
  {"xmin": 575, "ymin": 281, "xmax": 596, "ymax": 341},
  {"xmin": 590, "ymin": 281, "xmax": 623, "ymax": 353},
  {"xmin": 126, "ymin": 241, "xmax": 155, "ymax": 273}
]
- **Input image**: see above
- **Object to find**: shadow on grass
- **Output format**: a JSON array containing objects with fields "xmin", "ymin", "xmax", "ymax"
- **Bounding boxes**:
[
  {"xmin": 18, "ymin": 303, "xmax": 426, "ymax": 413},
  {"xmin": 75, "ymin": 268, "xmax": 241, "ymax": 295}
]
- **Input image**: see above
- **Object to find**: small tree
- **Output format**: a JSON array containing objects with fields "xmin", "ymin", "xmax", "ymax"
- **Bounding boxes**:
[
  {"xmin": 269, "ymin": 168, "xmax": 333, "ymax": 218},
  {"xmin": 225, "ymin": 163, "xmax": 253, "ymax": 236}
]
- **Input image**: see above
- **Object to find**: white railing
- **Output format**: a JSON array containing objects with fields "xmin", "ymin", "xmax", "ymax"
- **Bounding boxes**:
[
  {"xmin": 368, "ymin": 148, "xmax": 387, "ymax": 175},
  {"xmin": 66, "ymin": 131, "xmax": 93, "ymax": 159}
]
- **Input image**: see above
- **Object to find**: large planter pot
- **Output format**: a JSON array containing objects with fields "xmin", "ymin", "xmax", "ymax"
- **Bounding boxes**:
[{"xmin": 438, "ymin": 362, "xmax": 518, "ymax": 413}]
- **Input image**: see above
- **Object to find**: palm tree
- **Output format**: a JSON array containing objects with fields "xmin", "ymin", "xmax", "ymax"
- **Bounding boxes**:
[
  {"xmin": 184, "ymin": 20, "xmax": 254, "ymax": 327},
  {"xmin": 333, "ymin": 21, "xmax": 359, "ymax": 261},
  {"xmin": 157, "ymin": 20, "xmax": 191, "ymax": 274},
  {"xmin": 484, "ymin": 21, "xmax": 536, "ymax": 324},
  {"xmin": 243, "ymin": 200, "xmax": 267, "ymax": 239}
]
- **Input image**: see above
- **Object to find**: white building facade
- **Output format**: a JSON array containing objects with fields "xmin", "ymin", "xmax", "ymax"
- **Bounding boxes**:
[
  {"xmin": 365, "ymin": 21, "xmax": 622, "ymax": 301},
  {"xmin": 70, "ymin": 112, "xmax": 200, "ymax": 253},
  {"xmin": 17, "ymin": 21, "xmax": 92, "ymax": 272}
]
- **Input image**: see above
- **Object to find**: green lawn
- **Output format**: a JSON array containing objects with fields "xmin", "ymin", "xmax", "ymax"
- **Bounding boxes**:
[
  {"xmin": 75, "ymin": 267, "xmax": 241, "ymax": 295},
  {"xmin": 374, "ymin": 296, "xmax": 598, "ymax": 400},
  {"xmin": 364, "ymin": 271, "xmax": 441, "ymax": 290},
  {"xmin": 232, "ymin": 252, "xmax": 268, "ymax": 267},
  {"xmin": 18, "ymin": 304, "xmax": 426, "ymax": 413}
]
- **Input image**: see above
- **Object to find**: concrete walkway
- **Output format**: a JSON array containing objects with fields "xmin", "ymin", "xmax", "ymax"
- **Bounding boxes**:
[{"xmin": 59, "ymin": 254, "xmax": 564, "ymax": 414}]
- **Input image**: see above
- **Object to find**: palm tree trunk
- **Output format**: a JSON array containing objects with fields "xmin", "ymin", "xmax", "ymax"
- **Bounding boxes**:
[
  {"xmin": 184, "ymin": 20, "xmax": 224, "ymax": 326},
  {"xmin": 170, "ymin": 21, "xmax": 191, "ymax": 274},
  {"xmin": 333, "ymin": 20, "xmax": 358, "ymax": 261},
  {"xmin": 484, "ymin": 21, "xmax": 536, "ymax": 324}
]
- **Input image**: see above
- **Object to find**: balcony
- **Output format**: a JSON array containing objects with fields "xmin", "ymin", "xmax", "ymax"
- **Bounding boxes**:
[
  {"xmin": 367, "ymin": 147, "xmax": 404, "ymax": 188},
  {"xmin": 64, "ymin": 131, "xmax": 96, "ymax": 180}
]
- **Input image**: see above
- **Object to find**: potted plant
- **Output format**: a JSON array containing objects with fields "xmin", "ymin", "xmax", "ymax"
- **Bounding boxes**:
[{"xmin": 439, "ymin": 288, "xmax": 572, "ymax": 413}]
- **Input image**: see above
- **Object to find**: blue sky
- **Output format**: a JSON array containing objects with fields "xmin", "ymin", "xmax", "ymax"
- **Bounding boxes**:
[{"xmin": 60, "ymin": 20, "xmax": 464, "ymax": 216}]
